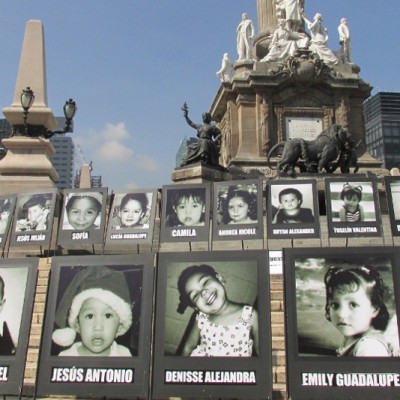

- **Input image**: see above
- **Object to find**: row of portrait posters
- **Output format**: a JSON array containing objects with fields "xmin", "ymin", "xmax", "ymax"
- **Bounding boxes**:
[
  {"xmin": 1, "ymin": 252, "xmax": 271, "ymax": 399},
  {"xmin": 2, "ymin": 248, "xmax": 400, "ymax": 398},
  {"xmin": 2, "ymin": 175, "xmax": 400, "ymax": 249}
]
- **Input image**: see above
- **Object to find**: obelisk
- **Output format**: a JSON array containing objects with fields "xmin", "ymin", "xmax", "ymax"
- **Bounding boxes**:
[{"xmin": 0, "ymin": 20, "xmax": 58, "ymax": 195}]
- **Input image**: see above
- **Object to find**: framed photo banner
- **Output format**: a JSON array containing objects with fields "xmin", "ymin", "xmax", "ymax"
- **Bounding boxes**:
[
  {"xmin": 37, "ymin": 254, "xmax": 154, "ymax": 399},
  {"xmin": 284, "ymin": 247, "xmax": 400, "ymax": 400},
  {"xmin": 160, "ymin": 183, "xmax": 211, "ymax": 243},
  {"xmin": 10, "ymin": 189, "xmax": 57, "ymax": 247},
  {"xmin": 384, "ymin": 176, "xmax": 400, "ymax": 236},
  {"xmin": 267, "ymin": 179, "xmax": 320, "ymax": 239},
  {"xmin": 212, "ymin": 179, "xmax": 264, "ymax": 241},
  {"xmin": 325, "ymin": 178, "xmax": 382, "ymax": 237},
  {"xmin": 152, "ymin": 250, "xmax": 272, "ymax": 399},
  {"xmin": 57, "ymin": 188, "xmax": 108, "ymax": 246},
  {"xmin": 105, "ymin": 189, "xmax": 158, "ymax": 246},
  {"xmin": 0, "ymin": 258, "xmax": 38, "ymax": 395},
  {"xmin": 0, "ymin": 196, "xmax": 16, "ymax": 249}
]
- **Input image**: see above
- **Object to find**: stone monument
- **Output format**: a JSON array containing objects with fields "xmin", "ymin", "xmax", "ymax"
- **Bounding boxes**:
[
  {"xmin": 207, "ymin": 2, "xmax": 383, "ymax": 179},
  {"xmin": 0, "ymin": 20, "xmax": 59, "ymax": 195}
]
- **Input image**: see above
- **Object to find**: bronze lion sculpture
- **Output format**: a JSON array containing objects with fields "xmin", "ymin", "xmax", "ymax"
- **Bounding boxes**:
[{"xmin": 267, "ymin": 124, "xmax": 354, "ymax": 176}]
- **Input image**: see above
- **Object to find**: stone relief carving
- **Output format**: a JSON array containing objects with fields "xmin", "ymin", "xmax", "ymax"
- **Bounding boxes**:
[{"xmin": 269, "ymin": 49, "xmax": 333, "ymax": 89}]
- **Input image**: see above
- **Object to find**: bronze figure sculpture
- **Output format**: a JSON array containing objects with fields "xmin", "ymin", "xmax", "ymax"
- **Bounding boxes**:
[
  {"xmin": 267, "ymin": 124, "xmax": 355, "ymax": 176},
  {"xmin": 180, "ymin": 103, "xmax": 222, "ymax": 167}
]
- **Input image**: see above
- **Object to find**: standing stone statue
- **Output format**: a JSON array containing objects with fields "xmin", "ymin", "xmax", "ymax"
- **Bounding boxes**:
[
  {"xmin": 338, "ymin": 18, "xmax": 351, "ymax": 63},
  {"xmin": 180, "ymin": 103, "xmax": 222, "ymax": 167},
  {"xmin": 216, "ymin": 53, "xmax": 234, "ymax": 82},
  {"xmin": 282, "ymin": 0, "xmax": 304, "ymax": 31},
  {"xmin": 236, "ymin": 13, "xmax": 255, "ymax": 61},
  {"xmin": 303, "ymin": 13, "xmax": 338, "ymax": 66}
]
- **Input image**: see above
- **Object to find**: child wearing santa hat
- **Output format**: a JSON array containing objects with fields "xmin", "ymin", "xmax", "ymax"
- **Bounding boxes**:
[{"xmin": 52, "ymin": 265, "xmax": 133, "ymax": 357}]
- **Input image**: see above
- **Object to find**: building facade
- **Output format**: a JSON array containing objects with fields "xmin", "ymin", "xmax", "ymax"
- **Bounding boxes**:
[{"xmin": 364, "ymin": 92, "xmax": 400, "ymax": 170}]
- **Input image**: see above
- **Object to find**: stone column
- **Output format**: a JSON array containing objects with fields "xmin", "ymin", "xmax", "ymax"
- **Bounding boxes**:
[
  {"xmin": 255, "ymin": 0, "xmax": 278, "ymax": 59},
  {"xmin": 234, "ymin": 94, "xmax": 258, "ymax": 159},
  {"xmin": 257, "ymin": 0, "xmax": 278, "ymax": 33}
]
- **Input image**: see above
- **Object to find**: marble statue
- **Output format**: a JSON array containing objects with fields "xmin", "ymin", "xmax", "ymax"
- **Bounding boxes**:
[
  {"xmin": 261, "ymin": 18, "xmax": 309, "ymax": 62},
  {"xmin": 216, "ymin": 53, "xmax": 234, "ymax": 82},
  {"xmin": 274, "ymin": 0, "xmax": 304, "ymax": 31},
  {"xmin": 236, "ymin": 13, "xmax": 255, "ymax": 61},
  {"xmin": 180, "ymin": 103, "xmax": 222, "ymax": 167},
  {"xmin": 338, "ymin": 18, "xmax": 351, "ymax": 63},
  {"xmin": 303, "ymin": 13, "xmax": 338, "ymax": 66},
  {"xmin": 284, "ymin": 0, "xmax": 304, "ymax": 31}
]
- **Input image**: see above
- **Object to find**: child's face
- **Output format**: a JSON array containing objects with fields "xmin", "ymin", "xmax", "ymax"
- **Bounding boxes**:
[
  {"xmin": 28, "ymin": 205, "xmax": 44, "ymax": 223},
  {"xmin": 174, "ymin": 196, "xmax": 204, "ymax": 226},
  {"xmin": 228, "ymin": 196, "xmax": 249, "ymax": 223},
  {"xmin": 327, "ymin": 286, "xmax": 378, "ymax": 339},
  {"xmin": 67, "ymin": 198, "xmax": 99, "ymax": 230},
  {"xmin": 184, "ymin": 272, "xmax": 226, "ymax": 315},
  {"xmin": 119, "ymin": 199, "xmax": 143, "ymax": 227},
  {"xmin": 76, "ymin": 298, "xmax": 122, "ymax": 356},
  {"xmin": 0, "ymin": 210, "xmax": 10, "ymax": 221},
  {"xmin": 280, "ymin": 193, "xmax": 301, "ymax": 211},
  {"xmin": 343, "ymin": 194, "xmax": 360, "ymax": 212}
]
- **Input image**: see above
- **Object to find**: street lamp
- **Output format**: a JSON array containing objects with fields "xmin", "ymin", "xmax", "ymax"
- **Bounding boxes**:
[
  {"xmin": 18, "ymin": 86, "xmax": 77, "ymax": 138},
  {"xmin": 20, "ymin": 86, "xmax": 35, "ymax": 135}
]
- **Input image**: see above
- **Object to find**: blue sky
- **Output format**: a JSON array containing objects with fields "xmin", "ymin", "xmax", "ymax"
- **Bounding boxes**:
[{"xmin": 0, "ymin": 1, "xmax": 399, "ymax": 191}]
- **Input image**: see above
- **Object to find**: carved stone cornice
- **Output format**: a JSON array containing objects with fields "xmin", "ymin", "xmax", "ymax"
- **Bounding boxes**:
[{"xmin": 236, "ymin": 94, "xmax": 256, "ymax": 108}]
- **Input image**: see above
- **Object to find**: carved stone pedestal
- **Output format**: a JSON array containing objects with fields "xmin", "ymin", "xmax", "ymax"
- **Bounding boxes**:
[
  {"xmin": 171, "ymin": 163, "xmax": 233, "ymax": 184},
  {"xmin": 210, "ymin": 49, "xmax": 376, "ymax": 178},
  {"xmin": 0, "ymin": 137, "xmax": 58, "ymax": 195}
]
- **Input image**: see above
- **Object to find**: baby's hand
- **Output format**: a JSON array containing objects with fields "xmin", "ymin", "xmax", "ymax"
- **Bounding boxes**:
[{"xmin": 16, "ymin": 219, "xmax": 29, "ymax": 231}]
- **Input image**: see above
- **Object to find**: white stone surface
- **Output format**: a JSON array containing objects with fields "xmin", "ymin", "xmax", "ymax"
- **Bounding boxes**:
[{"xmin": 2, "ymin": 20, "xmax": 56, "ymax": 130}]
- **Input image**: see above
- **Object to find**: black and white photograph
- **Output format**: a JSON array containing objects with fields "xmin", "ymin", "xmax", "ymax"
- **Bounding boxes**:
[
  {"xmin": 37, "ymin": 255, "xmax": 154, "ymax": 399},
  {"xmin": 152, "ymin": 251, "xmax": 272, "ymax": 399},
  {"xmin": 267, "ymin": 180, "xmax": 320, "ymax": 239},
  {"xmin": 10, "ymin": 190, "xmax": 57, "ymax": 247},
  {"xmin": 384, "ymin": 176, "xmax": 400, "ymax": 236},
  {"xmin": 160, "ymin": 183, "xmax": 211, "ymax": 242},
  {"xmin": 325, "ymin": 178, "xmax": 381, "ymax": 237},
  {"xmin": 57, "ymin": 188, "xmax": 107, "ymax": 246},
  {"xmin": 0, "ymin": 258, "xmax": 38, "ymax": 395},
  {"xmin": 105, "ymin": 189, "xmax": 158, "ymax": 245},
  {"xmin": 0, "ymin": 196, "xmax": 15, "ymax": 248},
  {"xmin": 284, "ymin": 247, "xmax": 400, "ymax": 400},
  {"xmin": 212, "ymin": 179, "xmax": 263, "ymax": 241}
]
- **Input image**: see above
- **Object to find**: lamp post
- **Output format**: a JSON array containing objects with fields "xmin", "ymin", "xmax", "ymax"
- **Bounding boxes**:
[
  {"xmin": 16, "ymin": 86, "xmax": 77, "ymax": 138},
  {"xmin": 20, "ymin": 87, "xmax": 35, "ymax": 135}
]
